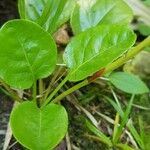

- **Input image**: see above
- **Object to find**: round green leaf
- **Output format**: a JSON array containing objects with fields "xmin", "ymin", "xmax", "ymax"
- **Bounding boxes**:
[
  {"xmin": 64, "ymin": 25, "xmax": 136, "ymax": 82},
  {"xmin": 10, "ymin": 102, "xmax": 68, "ymax": 150},
  {"xmin": 71, "ymin": 0, "xmax": 133, "ymax": 34},
  {"xmin": 109, "ymin": 72, "xmax": 149, "ymax": 94},
  {"xmin": 0, "ymin": 20, "xmax": 57, "ymax": 89}
]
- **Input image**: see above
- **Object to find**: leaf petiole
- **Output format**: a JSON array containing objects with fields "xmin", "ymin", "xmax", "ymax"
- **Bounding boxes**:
[{"xmin": 42, "ymin": 74, "xmax": 70, "ymax": 107}]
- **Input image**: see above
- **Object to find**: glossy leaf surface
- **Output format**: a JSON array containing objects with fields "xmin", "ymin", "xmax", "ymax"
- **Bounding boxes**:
[
  {"xmin": 18, "ymin": 0, "xmax": 72, "ymax": 33},
  {"xmin": 64, "ymin": 25, "xmax": 136, "ymax": 82},
  {"xmin": 71, "ymin": 0, "xmax": 133, "ymax": 34},
  {"xmin": 56, "ymin": 0, "xmax": 76, "ymax": 29},
  {"xmin": 10, "ymin": 102, "xmax": 68, "ymax": 150},
  {"xmin": 109, "ymin": 72, "xmax": 149, "ymax": 94},
  {"xmin": 0, "ymin": 20, "xmax": 57, "ymax": 89}
]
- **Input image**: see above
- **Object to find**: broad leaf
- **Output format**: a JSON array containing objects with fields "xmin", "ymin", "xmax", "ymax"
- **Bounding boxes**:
[
  {"xmin": 18, "ymin": 0, "xmax": 72, "ymax": 33},
  {"xmin": 0, "ymin": 20, "xmax": 57, "ymax": 89},
  {"xmin": 10, "ymin": 102, "xmax": 68, "ymax": 150},
  {"xmin": 109, "ymin": 72, "xmax": 149, "ymax": 94},
  {"xmin": 71, "ymin": 0, "xmax": 133, "ymax": 34},
  {"xmin": 64, "ymin": 25, "xmax": 136, "ymax": 82}
]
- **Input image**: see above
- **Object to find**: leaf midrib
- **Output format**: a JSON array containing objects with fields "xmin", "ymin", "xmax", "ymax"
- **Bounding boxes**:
[
  {"xmin": 38, "ymin": 110, "xmax": 42, "ymax": 144},
  {"xmin": 18, "ymin": 38, "xmax": 35, "ymax": 81},
  {"xmin": 69, "ymin": 33, "xmax": 125, "ymax": 76}
]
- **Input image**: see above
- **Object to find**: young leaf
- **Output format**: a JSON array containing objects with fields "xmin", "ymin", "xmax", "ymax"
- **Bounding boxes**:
[
  {"xmin": 10, "ymin": 101, "xmax": 68, "ymax": 150},
  {"xmin": 127, "ymin": 120, "xmax": 145, "ymax": 149},
  {"xmin": 64, "ymin": 25, "xmax": 136, "ymax": 82},
  {"xmin": 56, "ymin": 0, "xmax": 76, "ymax": 29},
  {"xmin": 71, "ymin": 0, "xmax": 133, "ymax": 34},
  {"xmin": 0, "ymin": 20, "xmax": 57, "ymax": 89},
  {"xmin": 18, "ymin": 0, "xmax": 43, "ymax": 20},
  {"xmin": 138, "ymin": 23, "xmax": 150, "ymax": 36},
  {"xmin": 109, "ymin": 72, "xmax": 149, "ymax": 94},
  {"xmin": 116, "ymin": 143, "xmax": 134, "ymax": 150},
  {"xmin": 105, "ymin": 96, "xmax": 124, "ymax": 118},
  {"xmin": 37, "ymin": 0, "xmax": 67, "ymax": 33},
  {"xmin": 113, "ymin": 95, "xmax": 135, "ymax": 144},
  {"xmin": 18, "ymin": 0, "xmax": 71, "ymax": 33},
  {"xmin": 85, "ymin": 119, "xmax": 112, "ymax": 147}
]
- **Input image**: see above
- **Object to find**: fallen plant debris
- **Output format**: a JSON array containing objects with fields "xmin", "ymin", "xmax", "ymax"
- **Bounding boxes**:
[{"xmin": 0, "ymin": 0, "xmax": 150, "ymax": 150}]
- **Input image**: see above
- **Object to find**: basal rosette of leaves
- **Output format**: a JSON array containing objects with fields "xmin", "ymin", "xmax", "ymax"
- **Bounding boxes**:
[{"xmin": 0, "ymin": 0, "xmax": 149, "ymax": 150}]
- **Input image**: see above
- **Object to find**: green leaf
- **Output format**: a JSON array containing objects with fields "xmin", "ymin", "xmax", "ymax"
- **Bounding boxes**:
[
  {"xmin": 85, "ymin": 119, "xmax": 112, "ymax": 147},
  {"xmin": 105, "ymin": 96, "xmax": 124, "ymax": 118},
  {"xmin": 37, "ymin": 0, "xmax": 67, "ymax": 33},
  {"xmin": 113, "ymin": 95, "xmax": 135, "ymax": 144},
  {"xmin": 109, "ymin": 72, "xmax": 149, "ymax": 94},
  {"xmin": 64, "ymin": 25, "xmax": 136, "ymax": 82},
  {"xmin": 0, "ymin": 20, "xmax": 57, "ymax": 89},
  {"xmin": 138, "ymin": 23, "xmax": 150, "ymax": 36},
  {"xmin": 56, "ymin": 0, "xmax": 76, "ymax": 29},
  {"xmin": 10, "ymin": 101, "xmax": 68, "ymax": 150},
  {"xmin": 18, "ymin": 0, "xmax": 69, "ymax": 33},
  {"xmin": 71, "ymin": 0, "xmax": 133, "ymax": 34},
  {"xmin": 127, "ymin": 120, "xmax": 145, "ymax": 149},
  {"xmin": 18, "ymin": 0, "xmax": 43, "ymax": 20},
  {"xmin": 116, "ymin": 143, "xmax": 134, "ymax": 150},
  {"xmin": 144, "ymin": 0, "xmax": 150, "ymax": 6}
]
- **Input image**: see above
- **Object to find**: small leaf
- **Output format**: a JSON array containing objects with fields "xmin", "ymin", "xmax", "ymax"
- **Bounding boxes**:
[
  {"xmin": 0, "ymin": 20, "xmax": 57, "ymax": 89},
  {"xmin": 64, "ymin": 25, "xmax": 136, "ymax": 82},
  {"xmin": 56, "ymin": 0, "xmax": 76, "ymax": 29},
  {"xmin": 37, "ymin": 0, "xmax": 67, "ymax": 33},
  {"xmin": 138, "ymin": 23, "xmax": 150, "ymax": 36},
  {"xmin": 18, "ymin": 0, "xmax": 43, "ymax": 20},
  {"xmin": 116, "ymin": 143, "xmax": 134, "ymax": 150},
  {"xmin": 109, "ymin": 72, "xmax": 149, "ymax": 94},
  {"xmin": 85, "ymin": 119, "xmax": 112, "ymax": 147},
  {"xmin": 144, "ymin": 0, "xmax": 150, "ymax": 6},
  {"xmin": 10, "ymin": 101, "xmax": 68, "ymax": 150},
  {"xmin": 71, "ymin": 0, "xmax": 133, "ymax": 34},
  {"xmin": 127, "ymin": 120, "xmax": 145, "ymax": 149}
]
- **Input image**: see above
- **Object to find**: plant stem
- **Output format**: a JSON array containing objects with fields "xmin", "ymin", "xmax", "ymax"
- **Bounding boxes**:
[
  {"xmin": 39, "ymin": 79, "xmax": 44, "ymax": 96},
  {"xmin": 39, "ymin": 79, "xmax": 44, "ymax": 105},
  {"xmin": 104, "ymin": 36, "xmax": 150, "ymax": 73},
  {"xmin": 33, "ymin": 81, "xmax": 37, "ymax": 101},
  {"xmin": 51, "ymin": 79, "xmax": 89, "ymax": 103},
  {"xmin": 42, "ymin": 75, "xmax": 70, "ymax": 107},
  {"xmin": 44, "ymin": 66, "xmax": 65, "ymax": 100},
  {"xmin": 0, "ymin": 79, "xmax": 22, "ymax": 102},
  {"xmin": 52, "ymin": 36, "xmax": 150, "ymax": 103}
]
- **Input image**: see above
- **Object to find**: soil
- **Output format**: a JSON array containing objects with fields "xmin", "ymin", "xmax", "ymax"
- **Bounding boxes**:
[
  {"xmin": 0, "ymin": 94, "xmax": 13, "ymax": 149},
  {"xmin": 0, "ymin": 0, "xmax": 150, "ymax": 150},
  {"xmin": 0, "ymin": 1, "xmax": 18, "ymax": 149},
  {"xmin": 0, "ymin": 0, "xmax": 18, "ymax": 26}
]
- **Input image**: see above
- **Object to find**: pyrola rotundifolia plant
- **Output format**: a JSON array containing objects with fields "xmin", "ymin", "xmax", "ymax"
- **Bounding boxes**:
[{"xmin": 0, "ymin": 0, "xmax": 149, "ymax": 149}]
